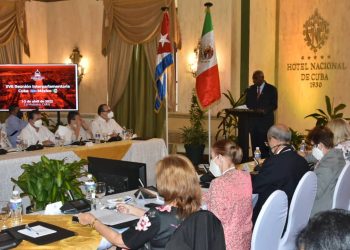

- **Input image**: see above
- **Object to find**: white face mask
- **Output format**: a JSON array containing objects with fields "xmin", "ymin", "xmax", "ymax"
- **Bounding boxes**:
[
  {"xmin": 107, "ymin": 111, "xmax": 114, "ymax": 119},
  {"xmin": 34, "ymin": 119, "xmax": 42, "ymax": 128},
  {"xmin": 209, "ymin": 156, "xmax": 222, "ymax": 177},
  {"xmin": 312, "ymin": 146, "xmax": 324, "ymax": 160}
]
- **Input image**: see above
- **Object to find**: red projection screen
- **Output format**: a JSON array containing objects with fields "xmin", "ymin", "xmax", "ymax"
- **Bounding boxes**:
[{"xmin": 0, "ymin": 64, "xmax": 78, "ymax": 111}]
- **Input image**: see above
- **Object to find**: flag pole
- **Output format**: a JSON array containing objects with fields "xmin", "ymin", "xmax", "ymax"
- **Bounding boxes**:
[
  {"xmin": 161, "ymin": 6, "xmax": 170, "ymax": 149},
  {"xmin": 196, "ymin": 1, "xmax": 219, "ymax": 162},
  {"xmin": 165, "ymin": 76, "xmax": 169, "ymax": 149},
  {"xmin": 205, "ymin": 2, "xmax": 213, "ymax": 162},
  {"xmin": 208, "ymin": 108, "xmax": 211, "ymax": 162}
]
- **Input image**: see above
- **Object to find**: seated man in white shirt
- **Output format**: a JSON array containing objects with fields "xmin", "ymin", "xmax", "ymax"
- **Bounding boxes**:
[
  {"xmin": 18, "ymin": 110, "xmax": 55, "ymax": 146},
  {"xmin": 91, "ymin": 104, "xmax": 123, "ymax": 140},
  {"xmin": 55, "ymin": 111, "xmax": 93, "ymax": 144}
]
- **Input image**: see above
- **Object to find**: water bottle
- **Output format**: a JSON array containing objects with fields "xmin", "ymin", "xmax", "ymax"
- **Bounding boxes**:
[
  {"xmin": 9, "ymin": 190, "xmax": 22, "ymax": 226},
  {"xmin": 94, "ymin": 132, "xmax": 101, "ymax": 144},
  {"xmin": 85, "ymin": 174, "xmax": 96, "ymax": 201},
  {"xmin": 122, "ymin": 126, "xmax": 127, "ymax": 140},
  {"xmin": 254, "ymin": 147, "xmax": 262, "ymax": 161},
  {"xmin": 299, "ymin": 140, "xmax": 306, "ymax": 152}
]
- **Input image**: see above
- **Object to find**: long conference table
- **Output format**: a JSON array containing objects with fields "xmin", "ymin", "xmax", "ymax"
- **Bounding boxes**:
[
  {"xmin": 0, "ymin": 139, "xmax": 168, "ymax": 208},
  {"xmin": 13, "ymin": 189, "xmax": 258, "ymax": 249},
  {"xmin": 12, "ymin": 190, "xmax": 150, "ymax": 249}
]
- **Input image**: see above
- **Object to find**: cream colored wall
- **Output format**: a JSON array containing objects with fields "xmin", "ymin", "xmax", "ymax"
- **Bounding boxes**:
[
  {"xmin": 277, "ymin": 0, "xmax": 350, "ymax": 132},
  {"xmin": 249, "ymin": 0, "xmax": 276, "ymax": 84},
  {"xmin": 248, "ymin": 0, "xmax": 350, "ymax": 133},
  {"xmin": 23, "ymin": 0, "xmax": 106, "ymax": 114},
  {"xmin": 231, "ymin": 0, "xmax": 241, "ymax": 98},
  {"xmin": 46, "ymin": 0, "xmax": 107, "ymax": 114},
  {"xmin": 23, "ymin": 1, "xmax": 48, "ymax": 63}
]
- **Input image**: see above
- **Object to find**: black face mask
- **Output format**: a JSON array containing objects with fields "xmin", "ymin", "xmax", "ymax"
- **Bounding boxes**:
[{"xmin": 16, "ymin": 111, "xmax": 23, "ymax": 119}]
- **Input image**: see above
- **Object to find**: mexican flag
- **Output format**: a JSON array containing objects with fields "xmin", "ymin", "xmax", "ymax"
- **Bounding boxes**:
[{"xmin": 195, "ymin": 5, "xmax": 221, "ymax": 109}]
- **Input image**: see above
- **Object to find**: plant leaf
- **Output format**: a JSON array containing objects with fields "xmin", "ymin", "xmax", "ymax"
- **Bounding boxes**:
[
  {"xmin": 325, "ymin": 95, "xmax": 332, "ymax": 116},
  {"xmin": 316, "ymin": 109, "xmax": 327, "ymax": 116},
  {"xmin": 334, "ymin": 104, "xmax": 346, "ymax": 114}
]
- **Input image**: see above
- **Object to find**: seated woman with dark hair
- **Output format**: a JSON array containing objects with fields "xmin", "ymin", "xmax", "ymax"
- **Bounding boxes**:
[
  {"xmin": 203, "ymin": 139, "xmax": 252, "ymax": 250},
  {"xmin": 306, "ymin": 126, "xmax": 345, "ymax": 216},
  {"xmin": 327, "ymin": 118, "xmax": 350, "ymax": 163},
  {"xmin": 78, "ymin": 154, "xmax": 202, "ymax": 250},
  {"xmin": 297, "ymin": 209, "xmax": 350, "ymax": 250}
]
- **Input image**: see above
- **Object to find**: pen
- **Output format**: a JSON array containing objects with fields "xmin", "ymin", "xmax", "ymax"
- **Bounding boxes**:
[
  {"xmin": 124, "ymin": 197, "xmax": 133, "ymax": 203},
  {"xmin": 25, "ymin": 224, "xmax": 40, "ymax": 236}
]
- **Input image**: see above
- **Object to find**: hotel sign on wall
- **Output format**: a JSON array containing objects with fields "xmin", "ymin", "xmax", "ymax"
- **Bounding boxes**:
[{"xmin": 286, "ymin": 9, "xmax": 346, "ymax": 88}]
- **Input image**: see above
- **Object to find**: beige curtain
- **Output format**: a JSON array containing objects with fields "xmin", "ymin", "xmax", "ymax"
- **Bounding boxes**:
[
  {"xmin": 0, "ymin": 33, "xmax": 22, "ymax": 64},
  {"xmin": 102, "ymin": 0, "xmax": 181, "ymax": 109},
  {"xmin": 0, "ymin": 0, "xmax": 29, "ymax": 122},
  {"xmin": 0, "ymin": 0, "xmax": 30, "ymax": 59},
  {"xmin": 107, "ymin": 32, "xmax": 133, "ymax": 108},
  {"xmin": 102, "ymin": 0, "xmax": 180, "ymax": 54}
]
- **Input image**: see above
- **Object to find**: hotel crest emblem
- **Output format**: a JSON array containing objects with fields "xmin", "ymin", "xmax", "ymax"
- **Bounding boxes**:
[{"xmin": 303, "ymin": 9, "xmax": 329, "ymax": 53}]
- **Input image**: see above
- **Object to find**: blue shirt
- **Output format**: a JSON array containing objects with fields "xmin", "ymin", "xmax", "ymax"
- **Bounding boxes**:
[{"xmin": 5, "ymin": 114, "xmax": 27, "ymax": 147}]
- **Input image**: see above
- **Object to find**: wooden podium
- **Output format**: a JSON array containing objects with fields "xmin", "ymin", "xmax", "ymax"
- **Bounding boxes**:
[{"xmin": 226, "ymin": 108, "xmax": 264, "ymax": 162}]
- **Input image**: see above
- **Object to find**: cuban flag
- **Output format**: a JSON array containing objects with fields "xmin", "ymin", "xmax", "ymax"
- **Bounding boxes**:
[{"xmin": 154, "ymin": 11, "xmax": 173, "ymax": 113}]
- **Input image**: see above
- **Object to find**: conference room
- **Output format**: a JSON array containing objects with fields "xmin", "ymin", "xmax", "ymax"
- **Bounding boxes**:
[{"xmin": 0, "ymin": 0, "xmax": 350, "ymax": 249}]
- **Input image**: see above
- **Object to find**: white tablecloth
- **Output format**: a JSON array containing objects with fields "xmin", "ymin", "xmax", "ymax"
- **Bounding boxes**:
[
  {"xmin": 0, "ymin": 139, "xmax": 167, "ymax": 210},
  {"xmin": 123, "ymin": 139, "xmax": 168, "ymax": 187}
]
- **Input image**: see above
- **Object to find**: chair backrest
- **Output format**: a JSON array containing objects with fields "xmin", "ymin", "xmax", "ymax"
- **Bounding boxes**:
[
  {"xmin": 252, "ymin": 193, "xmax": 259, "ymax": 208},
  {"xmin": 251, "ymin": 190, "xmax": 288, "ymax": 250},
  {"xmin": 165, "ymin": 210, "xmax": 226, "ymax": 250},
  {"xmin": 279, "ymin": 171, "xmax": 317, "ymax": 250},
  {"xmin": 332, "ymin": 163, "xmax": 350, "ymax": 210}
]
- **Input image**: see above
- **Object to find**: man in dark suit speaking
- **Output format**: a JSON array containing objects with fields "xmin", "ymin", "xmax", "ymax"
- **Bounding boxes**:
[{"xmin": 246, "ymin": 70, "xmax": 278, "ymax": 158}]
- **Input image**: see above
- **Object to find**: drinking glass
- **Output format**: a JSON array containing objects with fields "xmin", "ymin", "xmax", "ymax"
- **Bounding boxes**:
[
  {"xmin": 0, "ymin": 129, "xmax": 3, "ymax": 147},
  {"xmin": 16, "ymin": 139, "xmax": 24, "ymax": 151},
  {"xmin": 128, "ymin": 129, "xmax": 133, "ymax": 139},
  {"xmin": 126, "ymin": 129, "xmax": 133, "ymax": 140},
  {"xmin": 22, "ymin": 140, "xmax": 28, "ymax": 150},
  {"xmin": 95, "ymin": 182, "xmax": 106, "ymax": 204},
  {"xmin": 102, "ymin": 133, "xmax": 108, "ymax": 143},
  {"xmin": 0, "ymin": 203, "xmax": 10, "ymax": 230}
]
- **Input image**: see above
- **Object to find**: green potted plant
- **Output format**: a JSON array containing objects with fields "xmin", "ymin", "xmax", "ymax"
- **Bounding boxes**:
[
  {"xmin": 305, "ymin": 95, "xmax": 350, "ymax": 126},
  {"xmin": 12, "ymin": 155, "xmax": 87, "ymax": 211},
  {"xmin": 289, "ymin": 127, "xmax": 305, "ymax": 150},
  {"xmin": 180, "ymin": 91, "xmax": 207, "ymax": 166},
  {"xmin": 215, "ymin": 90, "xmax": 246, "ymax": 141}
]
